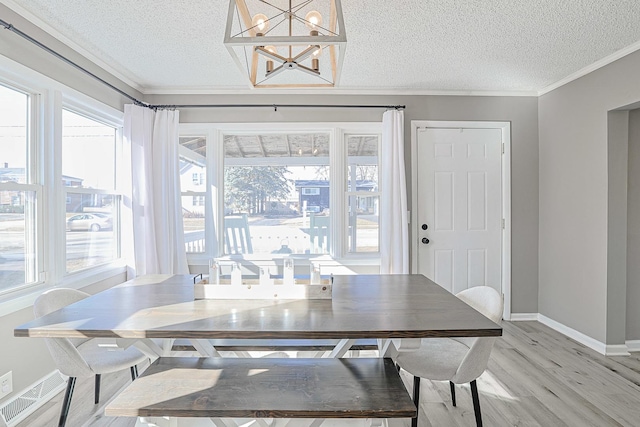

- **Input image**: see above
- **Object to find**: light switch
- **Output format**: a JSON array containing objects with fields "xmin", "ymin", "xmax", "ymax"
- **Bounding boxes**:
[{"xmin": 0, "ymin": 371, "xmax": 12, "ymax": 399}]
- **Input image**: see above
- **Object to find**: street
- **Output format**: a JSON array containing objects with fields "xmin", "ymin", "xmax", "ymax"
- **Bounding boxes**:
[{"xmin": 0, "ymin": 215, "xmax": 116, "ymax": 291}]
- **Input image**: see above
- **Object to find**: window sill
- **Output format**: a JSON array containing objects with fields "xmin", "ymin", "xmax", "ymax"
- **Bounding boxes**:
[
  {"xmin": 0, "ymin": 261, "xmax": 127, "ymax": 318},
  {"xmin": 59, "ymin": 259, "xmax": 127, "ymax": 289}
]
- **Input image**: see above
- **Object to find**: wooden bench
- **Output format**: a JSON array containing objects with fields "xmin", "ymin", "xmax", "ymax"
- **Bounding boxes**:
[
  {"xmin": 171, "ymin": 338, "xmax": 378, "ymax": 353},
  {"xmin": 105, "ymin": 357, "xmax": 416, "ymax": 420}
]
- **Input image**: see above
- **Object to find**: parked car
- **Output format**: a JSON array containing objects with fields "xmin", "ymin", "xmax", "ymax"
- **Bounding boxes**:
[
  {"xmin": 304, "ymin": 205, "xmax": 323, "ymax": 214},
  {"xmin": 66, "ymin": 213, "xmax": 112, "ymax": 231}
]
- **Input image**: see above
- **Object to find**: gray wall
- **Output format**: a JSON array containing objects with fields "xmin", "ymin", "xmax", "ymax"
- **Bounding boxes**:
[
  {"xmin": 0, "ymin": 307, "xmax": 53, "ymax": 405},
  {"xmin": 147, "ymin": 93, "xmax": 540, "ymax": 314},
  {"xmin": 607, "ymin": 111, "xmax": 629, "ymax": 345},
  {"xmin": 539, "ymin": 49, "xmax": 640, "ymax": 345},
  {"xmin": 628, "ymin": 109, "xmax": 640, "ymax": 341},
  {"xmin": 0, "ymin": 3, "xmax": 141, "ymax": 110}
]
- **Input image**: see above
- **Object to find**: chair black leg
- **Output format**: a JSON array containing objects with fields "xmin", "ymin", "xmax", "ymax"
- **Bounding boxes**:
[
  {"xmin": 449, "ymin": 381, "xmax": 456, "ymax": 406},
  {"xmin": 94, "ymin": 374, "xmax": 101, "ymax": 404},
  {"xmin": 470, "ymin": 380, "xmax": 483, "ymax": 427},
  {"xmin": 130, "ymin": 366, "xmax": 137, "ymax": 381},
  {"xmin": 411, "ymin": 376, "xmax": 420, "ymax": 427},
  {"xmin": 58, "ymin": 377, "xmax": 76, "ymax": 427},
  {"xmin": 134, "ymin": 364, "xmax": 138, "ymax": 378}
]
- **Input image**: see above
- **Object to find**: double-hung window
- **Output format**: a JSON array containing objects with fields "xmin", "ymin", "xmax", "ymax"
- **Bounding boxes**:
[
  {"xmin": 0, "ymin": 59, "xmax": 125, "ymax": 307},
  {"xmin": 346, "ymin": 134, "xmax": 380, "ymax": 253},
  {"xmin": 180, "ymin": 136, "xmax": 207, "ymax": 254},
  {"xmin": 62, "ymin": 109, "xmax": 120, "ymax": 273},
  {"xmin": 0, "ymin": 84, "xmax": 40, "ymax": 292},
  {"xmin": 180, "ymin": 123, "xmax": 381, "ymax": 263}
]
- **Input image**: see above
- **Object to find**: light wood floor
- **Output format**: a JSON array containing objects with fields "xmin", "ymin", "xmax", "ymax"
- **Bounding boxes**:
[{"xmin": 17, "ymin": 321, "xmax": 640, "ymax": 427}]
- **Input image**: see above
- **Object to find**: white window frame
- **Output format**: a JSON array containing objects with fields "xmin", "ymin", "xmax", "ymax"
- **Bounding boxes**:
[
  {"xmin": 180, "ymin": 135, "xmax": 208, "ymax": 254},
  {"xmin": 179, "ymin": 122, "xmax": 382, "ymax": 267},
  {"xmin": 60, "ymin": 101, "xmax": 123, "ymax": 276},
  {"xmin": 345, "ymin": 133, "xmax": 381, "ymax": 254},
  {"xmin": 0, "ymin": 55, "xmax": 126, "ymax": 315},
  {"xmin": 0, "ymin": 81, "xmax": 44, "ymax": 296}
]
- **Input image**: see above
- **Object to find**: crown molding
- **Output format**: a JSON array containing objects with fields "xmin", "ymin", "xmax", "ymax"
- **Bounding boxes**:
[
  {"xmin": 2, "ymin": 0, "xmax": 145, "ymax": 94},
  {"xmin": 538, "ymin": 39, "xmax": 640, "ymax": 96}
]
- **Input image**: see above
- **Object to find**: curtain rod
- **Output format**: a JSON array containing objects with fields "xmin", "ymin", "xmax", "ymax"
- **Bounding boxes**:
[
  {"xmin": 1, "ymin": 18, "xmax": 405, "ymax": 112},
  {"xmin": 155, "ymin": 104, "xmax": 405, "ymax": 111}
]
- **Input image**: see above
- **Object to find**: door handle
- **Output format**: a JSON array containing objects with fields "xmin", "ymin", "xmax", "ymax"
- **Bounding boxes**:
[{"xmin": 421, "ymin": 238, "xmax": 430, "ymax": 244}]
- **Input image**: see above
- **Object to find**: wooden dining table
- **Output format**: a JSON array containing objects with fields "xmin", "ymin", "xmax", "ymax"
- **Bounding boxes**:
[
  {"xmin": 15, "ymin": 274, "xmax": 502, "ymax": 342},
  {"xmin": 14, "ymin": 274, "xmax": 503, "ymax": 427}
]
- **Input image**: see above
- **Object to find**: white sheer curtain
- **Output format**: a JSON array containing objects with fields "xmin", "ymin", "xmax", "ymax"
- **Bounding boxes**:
[
  {"xmin": 122, "ymin": 105, "xmax": 189, "ymax": 276},
  {"xmin": 380, "ymin": 109, "xmax": 409, "ymax": 274}
]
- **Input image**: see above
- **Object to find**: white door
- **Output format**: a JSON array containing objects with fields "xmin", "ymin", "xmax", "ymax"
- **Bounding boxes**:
[{"xmin": 415, "ymin": 126, "xmax": 503, "ymax": 295}]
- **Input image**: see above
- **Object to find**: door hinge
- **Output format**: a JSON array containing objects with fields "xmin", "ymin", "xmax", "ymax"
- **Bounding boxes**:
[
  {"xmin": 502, "ymin": 142, "xmax": 505, "ymax": 154},
  {"xmin": 502, "ymin": 218, "xmax": 505, "ymax": 229}
]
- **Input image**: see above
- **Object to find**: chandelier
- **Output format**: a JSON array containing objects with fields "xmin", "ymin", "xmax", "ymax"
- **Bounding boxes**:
[{"xmin": 224, "ymin": 0, "xmax": 346, "ymax": 88}]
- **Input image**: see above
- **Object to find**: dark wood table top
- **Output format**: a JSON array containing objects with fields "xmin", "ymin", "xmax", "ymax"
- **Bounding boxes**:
[
  {"xmin": 105, "ymin": 357, "xmax": 417, "ymax": 419},
  {"xmin": 15, "ymin": 274, "xmax": 502, "ymax": 340}
]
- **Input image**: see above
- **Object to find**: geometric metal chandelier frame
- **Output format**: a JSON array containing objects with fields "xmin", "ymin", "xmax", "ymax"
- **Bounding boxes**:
[{"xmin": 224, "ymin": 0, "xmax": 346, "ymax": 88}]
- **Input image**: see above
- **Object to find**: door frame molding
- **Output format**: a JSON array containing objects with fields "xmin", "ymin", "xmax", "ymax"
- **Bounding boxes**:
[{"xmin": 410, "ymin": 120, "xmax": 512, "ymax": 320}]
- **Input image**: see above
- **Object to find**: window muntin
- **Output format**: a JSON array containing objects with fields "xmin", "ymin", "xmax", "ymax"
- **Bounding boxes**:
[
  {"xmin": 62, "ymin": 110, "xmax": 120, "ymax": 273},
  {"xmin": 0, "ymin": 85, "xmax": 39, "ymax": 293},
  {"xmin": 223, "ymin": 132, "xmax": 330, "ymax": 255},
  {"xmin": 346, "ymin": 135, "xmax": 380, "ymax": 253},
  {"xmin": 180, "ymin": 136, "xmax": 207, "ymax": 254}
]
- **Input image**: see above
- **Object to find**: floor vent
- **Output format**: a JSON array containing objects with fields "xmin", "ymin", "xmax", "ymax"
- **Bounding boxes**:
[{"xmin": 0, "ymin": 370, "xmax": 66, "ymax": 426}]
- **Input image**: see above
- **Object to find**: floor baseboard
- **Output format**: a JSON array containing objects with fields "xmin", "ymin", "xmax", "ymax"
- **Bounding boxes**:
[
  {"xmin": 626, "ymin": 340, "xmax": 640, "ymax": 353},
  {"xmin": 536, "ymin": 314, "xmax": 629, "ymax": 356},
  {"xmin": 509, "ymin": 313, "xmax": 538, "ymax": 321}
]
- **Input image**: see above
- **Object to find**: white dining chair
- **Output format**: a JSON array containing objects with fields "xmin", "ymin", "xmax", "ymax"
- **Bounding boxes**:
[
  {"xmin": 34, "ymin": 288, "xmax": 148, "ymax": 427},
  {"xmin": 395, "ymin": 286, "xmax": 503, "ymax": 427}
]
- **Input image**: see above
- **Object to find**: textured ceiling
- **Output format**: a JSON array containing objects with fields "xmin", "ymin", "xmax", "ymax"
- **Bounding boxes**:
[{"xmin": 4, "ymin": 0, "xmax": 640, "ymax": 94}]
